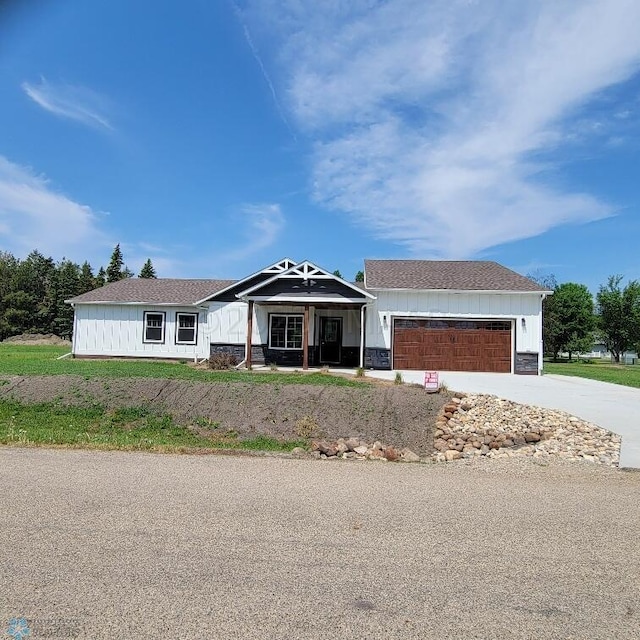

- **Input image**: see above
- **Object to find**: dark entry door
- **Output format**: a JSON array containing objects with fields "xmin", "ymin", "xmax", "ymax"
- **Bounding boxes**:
[{"xmin": 320, "ymin": 317, "xmax": 342, "ymax": 365}]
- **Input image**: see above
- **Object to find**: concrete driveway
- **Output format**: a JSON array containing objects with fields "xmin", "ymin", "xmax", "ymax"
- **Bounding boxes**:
[{"xmin": 364, "ymin": 370, "xmax": 640, "ymax": 468}]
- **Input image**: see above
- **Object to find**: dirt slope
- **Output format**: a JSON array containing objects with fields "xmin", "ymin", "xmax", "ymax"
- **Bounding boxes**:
[{"xmin": 0, "ymin": 375, "xmax": 447, "ymax": 454}]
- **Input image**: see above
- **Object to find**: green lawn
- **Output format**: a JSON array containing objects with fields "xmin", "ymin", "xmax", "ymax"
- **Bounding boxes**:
[
  {"xmin": 0, "ymin": 344, "xmax": 362, "ymax": 387},
  {"xmin": 0, "ymin": 400, "xmax": 307, "ymax": 453},
  {"xmin": 544, "ymin": 360, "xmax": 640, "ymax": 388}
]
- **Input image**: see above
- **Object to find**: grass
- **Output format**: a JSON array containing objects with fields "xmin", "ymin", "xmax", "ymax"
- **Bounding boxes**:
[
  {"xmin": 0, "ymin": 344, "xmax": 364, "ymax": 387},
  {"xmin": 0, "ymin": 399, "xmax": 307, "ymax": 453},
  {"xmin": 544, "ymin": 359, "xmax": 640, "ymax": 388}
]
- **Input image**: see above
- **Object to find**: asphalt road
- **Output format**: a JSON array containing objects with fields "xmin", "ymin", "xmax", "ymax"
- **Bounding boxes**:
[{"xmin": 1, "ymin": 448, "xmax": 639, "ymax": 640}]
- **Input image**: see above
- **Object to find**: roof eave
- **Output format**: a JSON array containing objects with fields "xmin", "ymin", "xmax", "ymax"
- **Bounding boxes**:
[
  {"xmin": 365, "ymin": 287, "xmax": 552, "ymax": 294},
  {"xmin": 65, "ymin": 300, "xmax": 200, "ymax": 306}
]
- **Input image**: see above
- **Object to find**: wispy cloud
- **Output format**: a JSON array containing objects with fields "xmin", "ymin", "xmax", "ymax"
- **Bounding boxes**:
[
  {"xmin": 231, "ymin": 2, "xmax": 294, "ymax": 137},
  {"xmin": 22, "ymin": 77, "xmax": 113, "ymax": 130},
  {"xmin": 222, "ymin": 202, "xmax": 285, "ymax": 262},
  {"xmin": 0, "ymin": 155, "xmax": 109, "ymax": 260},
  {"xmin": 246, "ymin": 0, "xmax": 640, "ymax": 257}
]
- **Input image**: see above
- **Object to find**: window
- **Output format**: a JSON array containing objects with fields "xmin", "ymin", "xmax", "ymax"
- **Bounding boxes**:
[
  {"xmin": 144, "ymin": 311, "xmax": 165, "ymax": 343},
  {"xmin": 269, "ymin": 314, "xmax": 303, "ymax": 350},
  {"xmin": 176, "ymin": 312, "xmax": 198, "ymax": 344}
]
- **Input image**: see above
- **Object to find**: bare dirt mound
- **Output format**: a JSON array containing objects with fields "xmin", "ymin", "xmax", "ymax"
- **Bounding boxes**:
[
  {"xmin": 2, "ymin": 333, "xmax": 71, "ymax": 346},
  {"xmin": 0, "ymin": 375, "xmax": 447, "ymax": 454}
]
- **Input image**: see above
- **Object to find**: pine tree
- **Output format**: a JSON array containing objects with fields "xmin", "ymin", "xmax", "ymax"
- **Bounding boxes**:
[
  {"xmin": 138, "ymin": 259, "xmax": 157, "ymax": 279},
  {"xmin": 106, "ymin": 244, "xmax": 125, "ymax": 283},
  {"xmin": 95, "ymin": 267, "xmax": 107, "ymax": 288},
  {"xmin": 332, "ymin": 269, "xmax": 343, "ymax": 278},
  {"xmin": 52, "ymin": 259, "xmax": 81, "ymax": 338},
  {"xmin": 355, "ymin": 270, "xmax": 364, "ymax": 283},
  {"xmin": 78, "ymin": 262, "xmax": 96, "ymax": 293}
]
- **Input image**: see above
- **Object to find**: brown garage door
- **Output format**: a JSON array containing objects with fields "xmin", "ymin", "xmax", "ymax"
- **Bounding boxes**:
[{"xmin": 393, "ymin": 319, "xmax": 512, "ymax": 372}]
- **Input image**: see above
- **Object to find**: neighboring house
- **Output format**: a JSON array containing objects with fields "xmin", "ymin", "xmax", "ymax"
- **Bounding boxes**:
[
  {"xmin": 66, "ymin": 258, "xmax": 550, "ymax": 374},
  {"xmin": 577, "ymin": 343, "xmax": 638, "ymax": 362}
]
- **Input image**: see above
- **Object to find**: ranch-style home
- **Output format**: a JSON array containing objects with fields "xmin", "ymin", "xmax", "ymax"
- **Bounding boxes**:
[{"xmin": 66, "ymin": 258, "xmax": 550, "ymax": 374}]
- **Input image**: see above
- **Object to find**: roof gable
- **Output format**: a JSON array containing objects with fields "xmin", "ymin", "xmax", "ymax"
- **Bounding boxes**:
[
  {"xmin": 199, "ymin": 257, "xmax": 297, "ymax": 303},
  {"xmin": 237, "ymin": 260, "xmax": 375, "ymax": 300},
  {"xmin": 364, "ymin": 260, "xmax": 547, "ymax": 292}
]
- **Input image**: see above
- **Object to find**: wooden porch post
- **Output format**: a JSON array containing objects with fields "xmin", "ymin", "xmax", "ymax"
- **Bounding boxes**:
[
  {"xmin": 303, "ymin": 303, "xmax": 309, "ymax": 370},
  {"xmin": 246, "ymin": 300, "xmax": 254, "ymax": 369}
]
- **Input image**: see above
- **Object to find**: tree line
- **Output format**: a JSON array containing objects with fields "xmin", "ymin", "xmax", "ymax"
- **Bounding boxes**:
[
  {"xmin": 0, "ymin": 245, "xmax": 156, "ymax": 341},
  {"xmin": 531, "ymin": 273, "xmax": 640, "ymax": 362}
]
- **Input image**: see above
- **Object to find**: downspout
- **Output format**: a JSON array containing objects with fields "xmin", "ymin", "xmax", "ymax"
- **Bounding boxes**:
[
  {"xmin": 196, "ymin": 305, "xmax": 209, "ymax": 363},
  {"xmin": 359, "ymin": 303, "xmax": 367, "ymax": 368},
  {"xmin": 70, "ymin": 303, "xmax": 77, "ymax": 358},
  {"xmin": 540, "ymin": 293, "xmax": 548, "ymax": 375}
]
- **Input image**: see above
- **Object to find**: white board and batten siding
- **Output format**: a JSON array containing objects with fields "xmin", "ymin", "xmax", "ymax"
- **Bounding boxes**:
[
  {"xmin": 366, "ymin": 291, "xmax": 544, "ymax": 369},
  {"xmin": 72, "ymin": 304, "xmax": 209, "ymax": 359},
  {"xmin": 208, "ymin": 301, "xmax": 248, "ymax": 345}
]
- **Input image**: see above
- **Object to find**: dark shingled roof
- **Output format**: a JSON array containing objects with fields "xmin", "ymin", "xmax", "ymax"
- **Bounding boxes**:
[
  {"xmin": 67, "ymin": 278, "xmax": 235, "ymax": 305},
  {"xmin": 364, "ymin": 260, "xmax": 545, "ymax": 292}
]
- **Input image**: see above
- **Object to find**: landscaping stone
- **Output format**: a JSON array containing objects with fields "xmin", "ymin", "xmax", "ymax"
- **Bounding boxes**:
[
  {"xmin": 433, "ymin": 393, "xmax": 621, "ymax": 467},
  {"xmin": 400, "ymin": 448, "xmax": 421, "ymax": 463}
]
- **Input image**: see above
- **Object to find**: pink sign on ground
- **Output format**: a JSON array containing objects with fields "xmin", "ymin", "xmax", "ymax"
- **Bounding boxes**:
[{"xmin": 424, "ymin": 371, "xmax": 439, "ymax": 392}]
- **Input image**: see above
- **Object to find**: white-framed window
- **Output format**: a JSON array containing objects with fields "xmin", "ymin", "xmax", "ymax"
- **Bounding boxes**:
[
  {"xmin": 269, "ymin": 314, "xmax": 303, "ymax": 350},
  {"xmin": 144, "ymin": 311, "xmax": 166, "ymax": 343},
  {"xmin": 176, "ymin": 312, "xmax": 198, "ymax": 345}
]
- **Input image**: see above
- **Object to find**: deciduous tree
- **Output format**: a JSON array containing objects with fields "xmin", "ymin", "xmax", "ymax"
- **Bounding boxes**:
[
  {"xmin": 546, "ymin": 283, "xmax": 595, "ymax": 361},
  {"xmin": 596, "ymin": 275, "xmax": 640, "ymax": 362}
]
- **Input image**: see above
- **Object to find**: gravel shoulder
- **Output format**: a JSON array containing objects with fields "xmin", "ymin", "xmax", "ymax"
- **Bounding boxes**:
[{"xmin": 1, "ymin": 447, "xmax": 638, "ymax": 640}]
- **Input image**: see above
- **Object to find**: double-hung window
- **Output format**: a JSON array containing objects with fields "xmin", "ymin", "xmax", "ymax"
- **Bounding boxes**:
[
  {"xmin": 269, "ymin": 314, "xmax": 303, "ymax": 350},
  {"xmin": 176, "ymin": 312, "xmax": 197, "ymax": 344},
  {"xmin": 144, "ymin": 311, "xmax": 165, "ymax": 343}
]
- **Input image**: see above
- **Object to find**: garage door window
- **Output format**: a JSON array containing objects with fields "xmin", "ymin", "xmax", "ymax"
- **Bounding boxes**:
[{"xmin": 396, "ymin": 319, "xmax": 512, "ymax": 331}]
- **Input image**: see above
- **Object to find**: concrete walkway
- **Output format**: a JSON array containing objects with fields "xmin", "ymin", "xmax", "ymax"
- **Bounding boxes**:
[{"xmin": 360, "ymin": 370, "xmax": 640, "ymax": 468}]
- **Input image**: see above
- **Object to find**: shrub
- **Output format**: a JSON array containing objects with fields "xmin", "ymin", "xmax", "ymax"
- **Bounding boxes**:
[
  {"xmin": 394, "ymin": 371, "xmax": 403, "ymax": 385},
  {"xmin": 294, "ymin": 415, "xmax": 321, "ymax": 438},
  {"xmin": 209, "ymin": 352, "xmax": 238, "ymax": 370},
  {"xmin": 355, "ymin": 367, "xmax": 365, "ymax": 378}
]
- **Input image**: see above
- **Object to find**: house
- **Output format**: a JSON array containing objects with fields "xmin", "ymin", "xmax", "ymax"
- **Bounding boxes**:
[{"xmin": 66, "ymin": 258, "xmax": 550, "ymax": 374}]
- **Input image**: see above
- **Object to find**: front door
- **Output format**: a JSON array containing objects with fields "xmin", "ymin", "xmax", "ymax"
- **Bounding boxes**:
[{"xmin": 319, "ymin": 317, "xmax": 342, "ymax": 365}]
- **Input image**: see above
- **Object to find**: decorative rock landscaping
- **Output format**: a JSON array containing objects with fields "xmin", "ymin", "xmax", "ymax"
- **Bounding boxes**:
[
  {"xmin": 305, "ymin": 438, "xmax": 412, "ymax": 462},
  {"xmin": 301, "ymin": 392, "xmax": 622, "ymax": 468},
  {"xmin": 433, "ymin": 393, "xmax": 621, "ymax": 467}
]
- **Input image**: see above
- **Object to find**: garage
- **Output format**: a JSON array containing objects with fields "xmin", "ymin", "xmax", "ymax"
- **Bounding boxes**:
[{"xmin": 392, "ymin": 319, "xmax": 512, "ymax": 372}]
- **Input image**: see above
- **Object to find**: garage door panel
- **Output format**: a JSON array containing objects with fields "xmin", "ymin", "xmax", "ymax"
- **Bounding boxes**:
[{"xmin": 393, "ymin": 319, "xmax": 512, "ymax": 372}]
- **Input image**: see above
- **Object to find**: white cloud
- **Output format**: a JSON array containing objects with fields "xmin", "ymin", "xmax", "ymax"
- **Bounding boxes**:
[
  {"xmin": 0, "ymin": 155, "xmax": 109, "ymax": 261},
  {"xmin": 22, "ymin": 77, "xmax": 113, "ymax": 130},
  {"xmin": 246, "ymin": 0, "xmax": 640, "ymax": 257},
  {"xmin": 221, "ymin": 203, "xmax": 285, "ymax": 262}
]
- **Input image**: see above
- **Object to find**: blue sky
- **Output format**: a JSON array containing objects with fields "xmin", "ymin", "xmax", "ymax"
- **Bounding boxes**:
[{"xmin": 1, "ymin": 0, "xmax": 639, "ymax": 291}]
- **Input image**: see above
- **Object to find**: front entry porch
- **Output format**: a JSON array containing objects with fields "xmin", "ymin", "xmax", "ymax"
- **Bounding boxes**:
[{"xmin": 245, "ymin": 302, "xmax": 366, "ymax": 369}]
